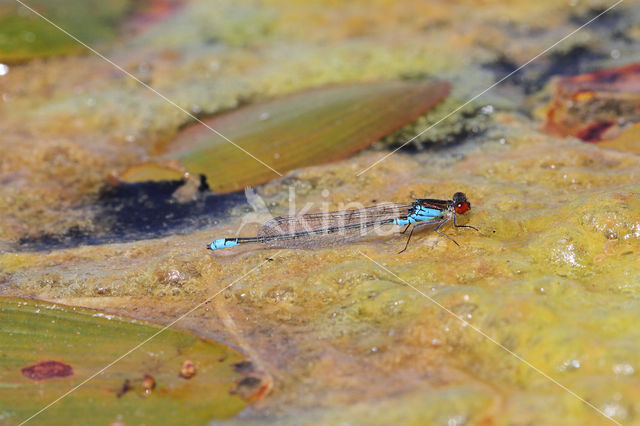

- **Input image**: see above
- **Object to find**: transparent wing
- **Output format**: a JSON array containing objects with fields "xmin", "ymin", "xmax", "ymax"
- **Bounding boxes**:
[
  {"xmin": 256, "ymin": 203, "xmax": 414, "ymax": 249},
  {"xmin": 258, "ymin": 203, "xmax": 413, "ymax": 237}
]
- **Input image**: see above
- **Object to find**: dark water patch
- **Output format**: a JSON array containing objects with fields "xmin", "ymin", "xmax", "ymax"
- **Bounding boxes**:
[
  {"xmin": 15, "ymin": 176, "xmax": 248, "ymax": 251},
  {"xmin": 568, "ymin": 7, "xmax": 625, "ymax": 34},
  {"xmin": 612, "ymin": 28, "xmax": 634, "ymax": 44},
  {"xmin": 482, "ymin": 4, "xmax": 632, "ymax": 95},
  {"xmin": 528, "ymin": 45, "xmax": 607, "ymax": 93},
  {"xmin": 481, "ymin": 56, "xmax": 524, "ymax": 87},
  {"xmin": 482, "ymin": 45, "xmax": 606, "ymax": 94}
]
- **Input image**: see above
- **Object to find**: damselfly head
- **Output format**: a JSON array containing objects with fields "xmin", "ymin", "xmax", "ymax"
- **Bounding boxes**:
[{"xmin": 452, "ymin": 192, "xmax": 470, "ymax": 214}]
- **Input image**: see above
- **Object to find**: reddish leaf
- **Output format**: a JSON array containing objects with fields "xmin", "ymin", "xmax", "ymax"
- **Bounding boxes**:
[{"xmin": 545, "ymin": 62, "xmax": 640, "ymax": 143}]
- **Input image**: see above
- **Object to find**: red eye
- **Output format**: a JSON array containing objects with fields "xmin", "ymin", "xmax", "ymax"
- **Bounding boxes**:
[{"xmin": 454, "ymin": 201, "xmax": 470, "ymax": 214}]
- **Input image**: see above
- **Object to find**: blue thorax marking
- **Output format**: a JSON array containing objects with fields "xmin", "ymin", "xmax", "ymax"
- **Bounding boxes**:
[
  {"xmin": 392, "ymin": 207, "xmax": 443, "ymax": 226},
  {"xmin": 412, "ymin": 207, "xmax": 443, "ymax": 221}
]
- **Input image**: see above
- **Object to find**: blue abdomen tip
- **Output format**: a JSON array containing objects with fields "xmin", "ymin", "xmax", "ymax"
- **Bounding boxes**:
[{"xmin": 210, "ymin": 238, "xmax": 238, "ymax": 250}]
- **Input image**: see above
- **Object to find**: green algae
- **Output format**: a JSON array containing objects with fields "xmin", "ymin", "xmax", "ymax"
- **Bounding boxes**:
[
  {"xmin": 1, "ymin": 0, "xmax": 640, "ymax": 424},
  {"xmin": 0, "ymin": 0, "xmax": 130, "ymax": 63},
  {"xmin": 378, "ymin": 95, "xmax": 494, "ymax": 150}
]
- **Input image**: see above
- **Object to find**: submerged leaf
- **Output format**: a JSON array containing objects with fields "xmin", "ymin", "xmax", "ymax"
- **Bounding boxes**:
[
  {"xmin": 0, "ymin": 297, "xmax": 248, "ymax": 425},
  {"xmin": 121, "ymin": 80, "xmax": 450, "ymax": 193}
]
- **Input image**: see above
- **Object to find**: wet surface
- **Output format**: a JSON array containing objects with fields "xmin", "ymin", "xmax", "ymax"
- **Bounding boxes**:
[{"xmin": 2, "ymin": 0, "xmax": 640, "ymax": 425}]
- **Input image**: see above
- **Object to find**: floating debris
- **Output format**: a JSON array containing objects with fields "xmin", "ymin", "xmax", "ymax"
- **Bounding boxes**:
[
  {"xmin": 21, "ymin": 360, "xmax": 73, "ymax": 381},
  {"xmin": 230, "ymin": 360, "xmax": 273, "ymax": 402},
  {"xmin": 141, "ymin": 374, "xmax": 156, "ymax": 395},
  {"xmin": 116, "ymin": 379, "xmax": 134, "ymax": 398},
  {"xmin": 179, "ymin": 360, "xmax": 196, "ymax": 379}
]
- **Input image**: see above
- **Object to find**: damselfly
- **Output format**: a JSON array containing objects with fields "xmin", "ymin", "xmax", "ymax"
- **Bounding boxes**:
[{"xmin": 208, "ymin": 192, "xmax": 477, "ymax": 253}]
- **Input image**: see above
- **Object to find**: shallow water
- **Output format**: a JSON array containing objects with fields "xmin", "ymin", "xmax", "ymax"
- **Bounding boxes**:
[{"xmin": 1, "ymin": 0, "xmax": 640, "ymax": 425}]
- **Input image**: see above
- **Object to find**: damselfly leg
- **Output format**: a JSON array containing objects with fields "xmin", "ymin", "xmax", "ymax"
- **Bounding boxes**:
[
  {"xmin": 398, "ymin": 224, "xmax": 416, "ymax": 254},
  {"xmin": 453, "ymin": 213, "xmax": 479, "ymax": 231},
  {"xmin": 398, "ymin": 218, "xmax": 449, "ymax": 254},
  {"xmin": 434, "ymin": 217, "xmax": 459, "ymax": 246},
  {"xmin": 400, "ymin": 223, "xmax": 412, "ymax": 234}
]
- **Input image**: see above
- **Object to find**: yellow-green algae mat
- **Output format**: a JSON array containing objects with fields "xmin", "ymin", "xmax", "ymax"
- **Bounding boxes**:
[{"xmin": 0, "ymin": 297, "xmax": 247, "ymax": 425}]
